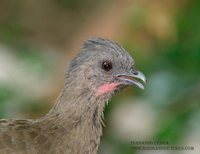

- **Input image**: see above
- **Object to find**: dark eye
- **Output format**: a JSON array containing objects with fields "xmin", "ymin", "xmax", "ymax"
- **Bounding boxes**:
[{"xmin": 102, "ymin": 61, "xmax": 112, "ymax": 71}]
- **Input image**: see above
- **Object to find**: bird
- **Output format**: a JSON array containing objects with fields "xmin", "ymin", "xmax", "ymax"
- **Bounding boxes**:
[{"xmin": 0, "ymin": 38, "xmax": 146, "ymax": 154}]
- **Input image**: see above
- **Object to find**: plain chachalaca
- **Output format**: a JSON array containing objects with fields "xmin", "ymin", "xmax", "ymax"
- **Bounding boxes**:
[{"xmin": 0, "ymin": 38, "xmax": 146, "ymax": 154}]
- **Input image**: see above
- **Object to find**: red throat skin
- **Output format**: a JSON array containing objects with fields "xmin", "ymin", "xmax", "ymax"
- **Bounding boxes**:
[{"xmin": 96, "ymin": 82, "xmax": 120, "ymax": 96}]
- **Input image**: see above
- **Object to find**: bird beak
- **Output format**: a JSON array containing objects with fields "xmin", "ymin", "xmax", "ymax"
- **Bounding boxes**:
[{"xmin": 115, "ymin": 69, "xmax": 146, "ymax": 90}]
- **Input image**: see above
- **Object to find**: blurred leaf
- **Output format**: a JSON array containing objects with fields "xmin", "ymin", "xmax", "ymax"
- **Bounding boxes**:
[{"xmin": 154, "ymin": 107, "xmax": 197, "ymax": 144}]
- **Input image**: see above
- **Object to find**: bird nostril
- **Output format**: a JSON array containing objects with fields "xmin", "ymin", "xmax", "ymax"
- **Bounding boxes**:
[
  {"xmin": 133, "ymin": 71, "xmax": 138, "ymax": 75},
  {"xmin": 131, "ymin": 69, "xmax": 138, "ymax": 75}
]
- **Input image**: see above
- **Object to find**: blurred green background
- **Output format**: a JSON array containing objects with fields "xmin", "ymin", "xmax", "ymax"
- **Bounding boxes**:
[{"xmin": 0, "ymin": 0, "xmax": 199, "ymax": 154}]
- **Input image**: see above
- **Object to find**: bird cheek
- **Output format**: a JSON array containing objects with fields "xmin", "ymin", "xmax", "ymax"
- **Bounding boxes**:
[{"xmin": 96, "ymin": 82, "xmax": 120, "ymax": 96}]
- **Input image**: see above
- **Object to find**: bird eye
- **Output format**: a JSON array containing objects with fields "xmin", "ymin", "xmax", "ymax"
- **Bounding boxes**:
[{"xmin": 102, "ymin": 61, "xmax": 112, "ymax": 71}]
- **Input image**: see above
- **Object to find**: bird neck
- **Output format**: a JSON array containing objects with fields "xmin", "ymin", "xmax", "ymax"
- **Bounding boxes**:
[
  {"xmin": 46, "ymin": 75, "xmax": 107, "ymax": 131},
  {"xmin": 48, "ymin": 76, "xmax": 106, "ymax": 118},
  {"xmin": 41, "ymin": 78, "xmax": 106, "ymax": 153}
]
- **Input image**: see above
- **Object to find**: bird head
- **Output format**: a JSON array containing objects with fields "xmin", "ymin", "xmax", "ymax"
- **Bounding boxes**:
[{"xmin": 67, "ymin": 38, "xmax": 146, "ymax": 99}]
